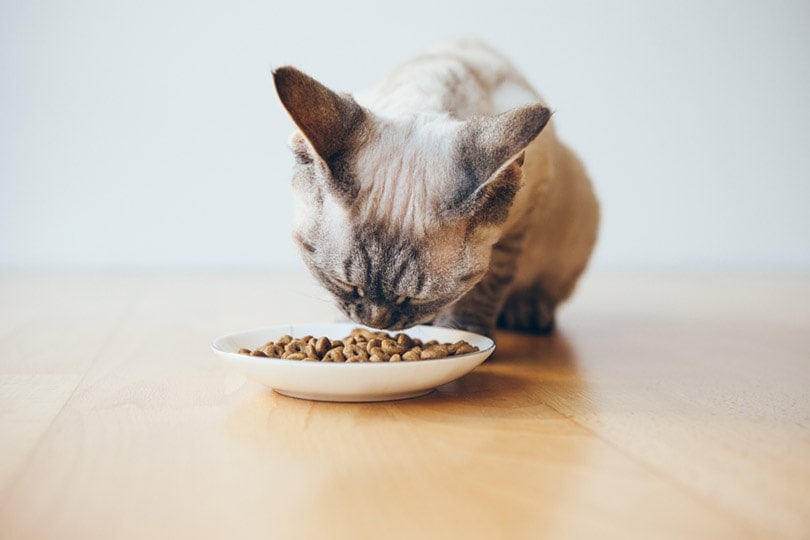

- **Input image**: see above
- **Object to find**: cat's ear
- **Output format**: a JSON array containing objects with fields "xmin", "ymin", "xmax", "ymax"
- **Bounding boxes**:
[
  {"xmin": 461, "ymin": 104, "xmax": 551, "ymax": 183},
  {"xmin": 273, "ymin": 66, "xmax": 365, "ymax": 162},
  {"xmin": 453, "ymin": 104, "xmax": 551, "ymax": 224}
]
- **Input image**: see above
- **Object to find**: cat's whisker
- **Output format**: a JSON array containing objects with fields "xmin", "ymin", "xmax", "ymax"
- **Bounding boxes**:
[{"xmin": 292, "ymin": 290, "xmax": 335, "ymax": 305}]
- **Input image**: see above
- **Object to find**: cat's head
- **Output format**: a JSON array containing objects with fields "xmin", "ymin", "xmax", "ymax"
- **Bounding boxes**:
[{"xmin": 273, "ymin": 66, "xmax": 550, "ymax": 330}]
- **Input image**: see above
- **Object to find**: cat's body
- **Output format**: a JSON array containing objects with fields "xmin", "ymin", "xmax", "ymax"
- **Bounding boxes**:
[{"xmin": 274, "ymin": 39, "xmax": 599, "ymax": 337}]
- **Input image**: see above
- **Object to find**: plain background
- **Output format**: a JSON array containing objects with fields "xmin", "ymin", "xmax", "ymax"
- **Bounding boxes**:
[{"xmin": 1, "ymin": 0, "xmax": 809, "ymax": 273}]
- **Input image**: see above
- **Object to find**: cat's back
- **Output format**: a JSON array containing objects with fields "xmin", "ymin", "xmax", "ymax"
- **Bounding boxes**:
[{"xmin": 360, "ymin": 38, "xmax": 543, "ymax": 119}]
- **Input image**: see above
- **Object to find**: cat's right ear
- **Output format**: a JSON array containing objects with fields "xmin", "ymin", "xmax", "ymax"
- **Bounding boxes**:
[
  {"xmin": 273, "ymin": 66, "xmax": 365, "ymax": 163},
  {"xmin": 449, "ymin": 104, "xmax": 551, "ymax": 225}
]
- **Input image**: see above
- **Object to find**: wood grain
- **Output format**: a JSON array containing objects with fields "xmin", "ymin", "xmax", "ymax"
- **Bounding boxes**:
[{"xmin": 0, "ymin": 273, "xmax": 807, "ymax": 539}]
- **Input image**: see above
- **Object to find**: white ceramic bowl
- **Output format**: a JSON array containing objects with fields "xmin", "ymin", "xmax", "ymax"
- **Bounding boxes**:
[{"xmin": 212, "ymin": 323, "xmax": 495, "ymax": 402}]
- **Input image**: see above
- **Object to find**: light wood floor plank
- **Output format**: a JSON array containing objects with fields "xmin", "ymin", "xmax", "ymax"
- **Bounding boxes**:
[
  {"xmin": 0, "ymin": 275, "xmax": 142, "ymax": 500},
  {"xmin": 545, "ymin": 274, "xmax": 810, "ymax": 537}
]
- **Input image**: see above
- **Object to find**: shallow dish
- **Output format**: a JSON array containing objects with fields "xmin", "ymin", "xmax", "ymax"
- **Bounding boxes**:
[{"xmin": 212, "ymin": 323, "xmax": 495, "ymax": 402}]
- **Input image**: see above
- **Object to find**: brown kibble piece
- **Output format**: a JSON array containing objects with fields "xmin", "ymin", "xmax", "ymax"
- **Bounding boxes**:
[
  {"xmin": 381, "ymin": 339, "xmax": 403, "ymax": 355},
  {"xmin": 402, "ymin": 349, "xmax": 421, "ymax": 361},
  {"xmin": 262, "ymin": 344, "xmax": 284, "ymax": 358},
  {"xmin": 396, "ymin": 333, "xmax": 413, "ymax": 348},
  {"xmin": 368, "ymin": 347, "xmax": 389, "ymax": 361},
  {"xmin": 284, "ymin": 340, "xmax": 306, "ymax": 355},
  {"xmin": 343, "ymin": 346, "xmax": 369, "ymax": 363},
  {"xmin": 365, "ymin": 338, "xmax": 382, "ymax": 353},
  {"xmin": 314, "ymin": 336, "xmax": 332, "ymax": 356},
  {"xmin": 420, "ymin": 344, "xmax": 449, "ymax": 360},
  {"xmin": 323, "ymin": 348, "xmax": 346, "ymax": 362},
  {"xmin": 454, "ymin": 343, "xmax": 478, "ymax": 355}
]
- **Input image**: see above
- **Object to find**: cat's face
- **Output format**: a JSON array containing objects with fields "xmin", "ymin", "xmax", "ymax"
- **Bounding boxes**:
[
  {"xmin": 273, "ymin": 66, "xmax": 549, "ymax": 330},
  {"xmin": 295, "ymin": 214, "xmax": 491, "ymax": 330}
]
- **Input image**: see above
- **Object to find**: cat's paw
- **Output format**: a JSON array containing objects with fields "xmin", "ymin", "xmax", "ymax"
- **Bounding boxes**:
[{"xmin": 497, "ymin": 295, "xmax": 556, "ymax": 335}]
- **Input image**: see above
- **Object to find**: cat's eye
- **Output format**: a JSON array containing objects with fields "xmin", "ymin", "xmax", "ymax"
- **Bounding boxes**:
[
  {"xmin": 334, "ymin": 279, "xmax": 364, "ymax": 298},
  {"xmin": 334, "ymin": 280, "xmax": 353, "ymax": 293},
  {"xmin": 402, "ymin": 296, "xmax": 432, "ymax": 306}
]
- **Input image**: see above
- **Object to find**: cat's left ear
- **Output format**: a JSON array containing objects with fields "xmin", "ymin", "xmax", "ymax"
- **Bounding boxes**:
[
  {"xmin": 452, "ymin": 104, "xmax": 551, "ymax": 224},
  {"xmin": 273, "ymin": 66, "xmax": 365, "ymax": 163},
  {"xmin": 461, "ymin": 104, "xmax": 551, "ymax": 184}
]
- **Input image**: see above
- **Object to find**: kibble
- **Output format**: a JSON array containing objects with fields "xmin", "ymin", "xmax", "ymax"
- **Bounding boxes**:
[{"xmin": 237, "ymin": 328, "xmax": 479, "ymax": 363}]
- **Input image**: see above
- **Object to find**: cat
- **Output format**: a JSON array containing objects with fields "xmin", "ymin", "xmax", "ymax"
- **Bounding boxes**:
[{"xmin": 272, "ymin": 39, "xmax": 599, "ymax": 338}]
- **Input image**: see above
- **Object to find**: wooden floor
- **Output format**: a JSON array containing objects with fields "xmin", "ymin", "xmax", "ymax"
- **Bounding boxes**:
[{"xmin": 0, "ymin": 272, "xmax": 808, "ymax": 539}]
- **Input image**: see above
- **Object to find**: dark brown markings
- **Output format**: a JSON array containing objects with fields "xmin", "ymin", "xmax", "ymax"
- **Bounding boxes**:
[
  {"xmin": 389, "ymin": 256, "xmax": 412, "ymax": 291},
  {"xmin": 459, "ymin": 270, "xmax": 486, "ymax": 283},
  {"xmin": 293, "ymin": 234, "xmax": 316, "ymax": 254},
  {"xmin": 342, "ymin": 255, "xmax": 354, "ymax": 283}
]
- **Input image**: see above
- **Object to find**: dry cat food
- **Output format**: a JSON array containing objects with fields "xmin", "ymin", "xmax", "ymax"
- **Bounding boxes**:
[{"xmin": 238, "ymin": 327, "xmax": 479, "ymax": 362}]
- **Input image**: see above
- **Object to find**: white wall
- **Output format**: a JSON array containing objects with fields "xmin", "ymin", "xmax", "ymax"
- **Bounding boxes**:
[{"xmin": 2, "ymin": 0, "xmax": 809, "ymax": 271}]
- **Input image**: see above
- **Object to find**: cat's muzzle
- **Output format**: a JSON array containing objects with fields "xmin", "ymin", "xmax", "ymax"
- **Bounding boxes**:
[{"xmin": 358, "ymin": 305, "xmax": 394, "ymax": 330}]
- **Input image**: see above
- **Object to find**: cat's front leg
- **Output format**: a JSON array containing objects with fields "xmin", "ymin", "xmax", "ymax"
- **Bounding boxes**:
[{"xmin": 432, "ymin": 233, "xmax": 523, "ymax": 338}]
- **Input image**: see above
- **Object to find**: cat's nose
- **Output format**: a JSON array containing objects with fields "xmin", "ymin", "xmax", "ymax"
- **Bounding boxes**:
[{"xmin": 362, "ymin": 305, "xmax": 392, "ymax": 329}]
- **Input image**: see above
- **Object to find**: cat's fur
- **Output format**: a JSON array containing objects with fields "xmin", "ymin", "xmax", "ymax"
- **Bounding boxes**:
[{"xmin": 273, "ymin": 39, "xmax": 599, "ymax": 337}]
